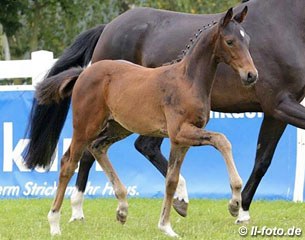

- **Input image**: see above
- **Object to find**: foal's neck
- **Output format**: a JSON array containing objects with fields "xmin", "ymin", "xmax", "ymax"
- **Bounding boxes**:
[{"xmin": 182, "ymin": 25, "xmax": 219, "ymax": 100}]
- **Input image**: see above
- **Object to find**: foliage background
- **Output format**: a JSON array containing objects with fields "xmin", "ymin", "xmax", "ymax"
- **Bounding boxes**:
[{"xmin": 0, "ymin": 0, "xmax": 240, "ymax": 60}]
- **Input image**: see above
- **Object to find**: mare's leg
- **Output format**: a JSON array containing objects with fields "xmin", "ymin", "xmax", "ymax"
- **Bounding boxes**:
[
  {"xmin": 70, "ymin": 150, "xmax": 94, "ymax": 222},
  {"xmin": 48, "ymin": 137, "xmax": 87, "ymax": 235},
  {"xmin": 274, "ymin": 95, "xmax": 305, "ymax": 129},
  {"xmin": 237, "ymin": 116, "xmax": 287, "ymax": 223},
  {"xmin": 135, "ymin": 136, "xmax": 189, "ymax": 217},
  {"xmin": 158, "ymin": 144, "xmax": 188, "ymax": 237},
  {"xmin": 237, "ymin": 94, "xmax": 305, "ymax": 223}
]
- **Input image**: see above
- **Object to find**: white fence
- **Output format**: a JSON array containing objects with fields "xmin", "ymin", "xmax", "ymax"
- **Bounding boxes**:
[
  {"xmin": 294, "ymin": 126, "xmax": 305, "ymax": 201},
  {"xmin": 0, "ymin": 50, "xmax": 57, "ymax": 91},
  {"xmin": 0, "ymin": 50, "xmax": 305, "ymax": 201}
]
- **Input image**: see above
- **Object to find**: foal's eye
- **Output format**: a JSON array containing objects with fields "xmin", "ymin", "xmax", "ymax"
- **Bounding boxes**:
[{"xmin": 226, "ymin": 40, "xmax": 234, "ymax": 46}]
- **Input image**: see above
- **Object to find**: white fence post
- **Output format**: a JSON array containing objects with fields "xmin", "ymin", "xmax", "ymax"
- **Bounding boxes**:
[
  {"xmin": 31, "ymin": 50, "xmax": 55, "ymax": 86},
  {"xmin": 0, "ymin": 50, "xmax": 57, "ymax": 91},
  {"xmin": 294, "ymin": 100, "xmax": 305, "ymax": 202}
]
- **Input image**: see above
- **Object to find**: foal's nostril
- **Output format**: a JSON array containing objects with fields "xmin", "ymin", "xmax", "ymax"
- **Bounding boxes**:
[{"xmin": 247, "ymin": 72, "xmax": 257, "ymax": 83}]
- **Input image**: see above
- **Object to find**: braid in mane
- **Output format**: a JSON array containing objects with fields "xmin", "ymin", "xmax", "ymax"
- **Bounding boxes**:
[{"xmin": 163, "ymin": 21, "xmax": 217, "ymax": 66}]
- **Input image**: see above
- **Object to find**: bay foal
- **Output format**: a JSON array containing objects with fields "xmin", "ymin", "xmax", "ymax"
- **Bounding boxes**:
[{"xmin": 27, "ymin": 7, "xmax": 257, "ymax": 237}]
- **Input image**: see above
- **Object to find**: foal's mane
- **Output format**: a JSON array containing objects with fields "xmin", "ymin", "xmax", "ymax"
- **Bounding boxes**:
[{"xmin": 163, "ymin": 21, "xmax": 217, "ymax": 66}]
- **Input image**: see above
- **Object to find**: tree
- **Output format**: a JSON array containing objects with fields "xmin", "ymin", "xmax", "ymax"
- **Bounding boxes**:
[
  {"xmin": 0, "ymin": 0, "xmax": 25, "ymax": 60},
  {"xmin": 132, "ymin": 0, "xmax": 240, "ymax": 14},
  {"xmin": 1, "ymin": 0, "xmax": 241, "ymax": 60},
  {"xmin": 1, "ymin": 0, "xmax": 131, "ymax": 59},
  {"xmin": 0, "ymin": 24, "xmax": 10, "ymax": 60}
]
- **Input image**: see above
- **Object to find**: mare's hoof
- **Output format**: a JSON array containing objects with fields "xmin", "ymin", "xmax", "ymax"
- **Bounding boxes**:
[
  {"xmin": 173, "ymin": 198, "xmax": 188, "ymax": 217},
  {"xmin": 228, "ymin": 199, "xmax": 240, "ymax": 217},
  {"xmin": 116, "ymin": 209, "xmax": 128, "ymax": 224},
  {"xmin": 235, "ymin": 218, "xmax": 250, "ymax": 224},
  {"xmin": 235, "ymin": 209, "xmax": 250, "ymax": 224}
]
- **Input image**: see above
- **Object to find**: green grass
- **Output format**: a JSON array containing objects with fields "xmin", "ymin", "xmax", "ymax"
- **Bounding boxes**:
[{"xmin": 0, "ymin": 199, "xmax": 304, "ymax": 239}]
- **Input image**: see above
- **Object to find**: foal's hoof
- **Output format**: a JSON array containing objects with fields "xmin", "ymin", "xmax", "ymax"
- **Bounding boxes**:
[
  {"xmin": 69, "ymin": 216, "xmax": 84, "ymax": 223},
  {"xmin": 116, "ymin": 209, "xmax": 128, "ymax": 224},
  {"xmin": 228, "ymin": 199, "xmax": 240, "ymax": 217},
  {"xmin": 48, "ymin": 210, "xmax": 61, "ymax": 236},
  {"xmin": 173, "ymin": 198, "xmax": 188, "ymax": 217},
  {"xmin": 50, "ymin": 228, "xmax": 61, "ymax": 236},
  {"xmin": 158, "ymin": 223, "xmax": 180, "ymax": 238}
]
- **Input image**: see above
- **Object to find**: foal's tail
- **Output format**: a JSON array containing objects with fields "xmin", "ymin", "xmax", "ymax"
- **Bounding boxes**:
[
  {"xmin": 35, "ymin": 67, "xmax": 83, "ymax": 105},
  {"xmin": 24, "ymin": 24, "xmax": 105, "ymax": 169}
]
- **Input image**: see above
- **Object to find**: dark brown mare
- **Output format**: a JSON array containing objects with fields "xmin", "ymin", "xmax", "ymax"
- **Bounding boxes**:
[
  {"xmin": 25, "ymin": 0, "xmax": 305, "ymax": 223},
  {"xmin": 26, "ymin": 8, "xmax": 257, "ymax": 237}
]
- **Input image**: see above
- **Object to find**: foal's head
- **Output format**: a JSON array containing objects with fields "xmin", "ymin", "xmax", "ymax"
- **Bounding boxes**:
[{"xmin": 214, "ymin": 7, "xmax": 258, "ymax": 86}]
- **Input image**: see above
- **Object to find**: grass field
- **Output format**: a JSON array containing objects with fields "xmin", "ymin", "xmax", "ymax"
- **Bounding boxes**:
[{"xmin": 0, "ymin": 198, "xmax": 304, "ymax": 240}]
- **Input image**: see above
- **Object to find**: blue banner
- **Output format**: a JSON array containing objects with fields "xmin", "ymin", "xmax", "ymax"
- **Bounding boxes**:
[{"xmin": 0, "ymin": 90, "xmax": 297, "ymax": 199}]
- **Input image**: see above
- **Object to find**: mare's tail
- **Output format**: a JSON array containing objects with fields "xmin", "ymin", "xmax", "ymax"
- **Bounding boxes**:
[
  {"xmin": 24, "ymin": 24, "xmax": 106, "ymax": 169},
  {"xmin": 25, "ymin": 67, "xmax": 83, "ymax": 169}
]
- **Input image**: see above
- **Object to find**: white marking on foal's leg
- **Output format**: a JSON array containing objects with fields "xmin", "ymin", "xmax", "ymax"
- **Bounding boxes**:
[
  {"xmin": 69, "ymin": 188, "xmax": 85, "ymax": 222},
  {"xmin": 235, "ymin": 208, "xmax": 251, "ymax": 224},
  {"xmin": 48, "ymin": 210, "xmax": 61, "ymax": 236},
  {"xmin": 173, "ymin": 175, "xmax": 189, "ymax": 203},
  {"xmin": 158, "ymin": 222, "xmax": 179, "ymax": 238}
]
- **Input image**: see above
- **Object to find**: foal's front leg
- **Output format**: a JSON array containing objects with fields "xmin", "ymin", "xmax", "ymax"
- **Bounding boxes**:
[
  {"xmin": 134, "ymin": 135, "xmax": 189, "ymax": 217},
  {"xmin": 158, "ymin": 144, "xmax": 188, "ymax": 237},
  {"xmin": 175, "ymin": 124, "xmax": 243, "ymax": 217}
]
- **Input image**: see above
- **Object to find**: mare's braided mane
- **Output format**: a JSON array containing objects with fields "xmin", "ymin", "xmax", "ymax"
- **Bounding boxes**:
[
  {"xmin": 163, "ymin": 20, "xmax": 217, "ymax": 66},
  {"xmin": 163, "ymin": 0, "xmax": 249, "ymax": 66}
]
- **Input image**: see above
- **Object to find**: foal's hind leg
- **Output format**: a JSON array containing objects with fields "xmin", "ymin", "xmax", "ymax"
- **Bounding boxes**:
[
  {"xmin": 70, "ymin": 120, "xmax": 131, "ymax": 222},
  {"xmin": 48, "ymin": 138, "xmax": 87, "ymax": 235},
  {"xmin": 89, "ymin": 147, "xmax": 129, "ymax": 224},
  {"xmin": 49, "ymin": 95, "xmax": 110, "ymax": 235},
  {"xmin": 88, "ymin": 125, "xmax": 132, "ymax": 224},
  {"xmin": 174, "ymin": 125, "xmax": 243, "ymax": 217}
]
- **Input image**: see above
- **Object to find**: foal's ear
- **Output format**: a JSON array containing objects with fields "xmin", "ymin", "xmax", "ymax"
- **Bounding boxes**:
[
  {"xmin": 234, "ymin": 6, "xmax": 248, "ymax": 23},
  {"xmin": 222, "ymin": 8, "xmax": 233, "ymax": 27}
]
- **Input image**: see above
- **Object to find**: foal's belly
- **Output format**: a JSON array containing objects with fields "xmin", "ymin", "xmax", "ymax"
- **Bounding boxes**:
[
  {"xmin": 111, "ymin": 112, "xmax": 168, "ymax": 137},
  {"xmin": 106, "ymin": 89, "xmax": 169, "ymax": 137}
]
